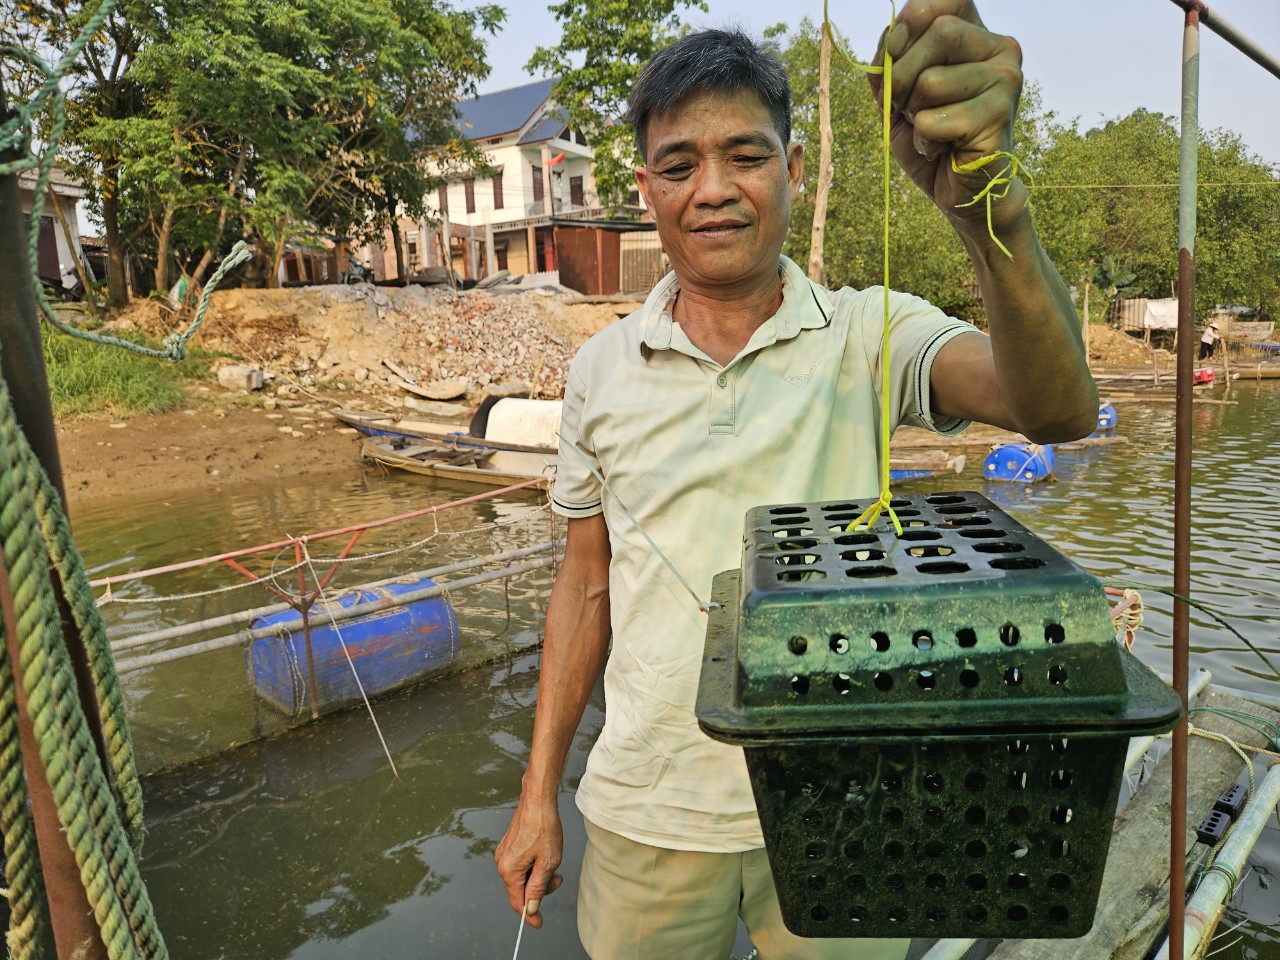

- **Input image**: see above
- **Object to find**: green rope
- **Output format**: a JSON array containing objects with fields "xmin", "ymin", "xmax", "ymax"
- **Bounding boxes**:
[{"xmin": 1, "ymin": 0, "xmax": 251, "ymax": 361}]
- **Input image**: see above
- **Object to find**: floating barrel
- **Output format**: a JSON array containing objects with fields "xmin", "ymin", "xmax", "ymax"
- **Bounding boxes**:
[
  {"xmin": 983, "ymin": 443, "xmax": 1054, "ymax": 483},
  {"xmin": 248, "ymin": 577, "xmax": 459, "ymax": 716},
  {"xmin": 1096, "ymin": 403, "xmax": 1118, "ymax": 432}
]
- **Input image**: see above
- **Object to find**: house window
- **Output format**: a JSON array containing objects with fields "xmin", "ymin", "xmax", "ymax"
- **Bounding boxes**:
[
  {"xmin": 464, "ymin": 178, "xmax": 476, "ymax": 214},
  {"xmin": 492, "ymin": 175, "xmax": 504, "ymax": 210},
  {"xmin": 570, "ymin": 175, "xmax": 584, "ymax": 208},
  {"xmin": 407, "ymin": 239, "xmax": 420, "ymax": 272},
  {"xmin": 438, "ymin": 184, "xmax": 449, "ymax": 214},
  {"xmin": 532, "ymin": 166, "xmax": 543, "ymax": 203}
]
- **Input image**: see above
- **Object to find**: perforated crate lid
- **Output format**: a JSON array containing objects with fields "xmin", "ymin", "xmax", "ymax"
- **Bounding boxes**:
[{"xmin": 696, "ymin": 492, "xmax": 1182, "ymax": 744}]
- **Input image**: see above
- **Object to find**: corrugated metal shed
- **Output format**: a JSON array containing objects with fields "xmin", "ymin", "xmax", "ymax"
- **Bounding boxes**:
[{"xmin": 456, "ymin": 78, "xmax": 554, "ymax": 140}]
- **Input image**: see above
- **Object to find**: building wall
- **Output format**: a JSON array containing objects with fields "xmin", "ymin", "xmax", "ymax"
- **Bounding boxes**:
[{"xmin": 17, "ymin": 186, "xmax": 84, "ymax": 286}]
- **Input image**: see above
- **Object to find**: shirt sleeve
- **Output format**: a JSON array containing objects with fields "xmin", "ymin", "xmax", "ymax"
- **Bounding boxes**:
[
  {"xmin": 551, "ymin": 359, "xmax": 604, "ymax": 518},
  {"xmin": 863, "ymin": 288, "xmax": 976, "ymax": 436}
]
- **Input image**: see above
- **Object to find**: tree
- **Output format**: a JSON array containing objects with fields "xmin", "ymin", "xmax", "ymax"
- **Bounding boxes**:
[{"xmin": 525, "ymin": 0, "xmax": 706, "ymax": 213}]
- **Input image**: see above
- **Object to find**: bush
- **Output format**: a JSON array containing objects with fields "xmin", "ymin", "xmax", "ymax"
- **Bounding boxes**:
[{"xmin": 41, "ymin": 325, "xmax": 203, "ymax": 417}]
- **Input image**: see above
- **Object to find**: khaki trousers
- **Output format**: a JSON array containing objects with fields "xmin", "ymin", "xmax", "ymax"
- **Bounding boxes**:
[{"xmin": 578, "ymin": 818, "xmax": 909, "ymax": 960}]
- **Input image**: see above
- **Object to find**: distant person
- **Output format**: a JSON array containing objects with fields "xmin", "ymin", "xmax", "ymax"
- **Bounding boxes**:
[
  {"xmin": 1199, "ymin": 322, "xmax": 1220, "ymax": 361},
  {"xmin": 495, "ymin": 6, "xmax": 1099, "ymax": 958}
]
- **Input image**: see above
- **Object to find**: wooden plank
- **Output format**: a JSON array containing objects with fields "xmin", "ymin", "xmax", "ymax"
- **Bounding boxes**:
[{"xmin": 986, "ymin": 691, "xmax": 1280, "ymax": 960}]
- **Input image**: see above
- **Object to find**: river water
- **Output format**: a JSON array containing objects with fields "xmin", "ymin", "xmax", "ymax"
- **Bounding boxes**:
[{"xmin": 67, "ymin": 382, "xmax": 1280, "ymax": 959}]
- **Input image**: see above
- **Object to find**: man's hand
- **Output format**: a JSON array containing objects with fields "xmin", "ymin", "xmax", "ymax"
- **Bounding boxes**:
[
  {"xmin": 867, "ymin": 0, "xmax": 1024, "ymax": 235},
  {"xmin": 495, "ymin": 791, "xmax": 566, "ymax": 929}
]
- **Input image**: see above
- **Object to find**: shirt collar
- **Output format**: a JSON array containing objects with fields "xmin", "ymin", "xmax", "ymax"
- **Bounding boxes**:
[{"xmin": 638, "ymin": 255, "xmax": 832, "ymax": 359}]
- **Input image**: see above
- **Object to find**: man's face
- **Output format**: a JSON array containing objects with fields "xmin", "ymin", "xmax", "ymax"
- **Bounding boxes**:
[{"xmin": 635, "ymin": 89, "xmax": 803, "ymax": 296}]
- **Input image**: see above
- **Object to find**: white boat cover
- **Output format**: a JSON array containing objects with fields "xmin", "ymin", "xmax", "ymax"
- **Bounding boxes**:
[{"xmin": 483, "ymin": 398, "xmax": 563, "ymax": 449}]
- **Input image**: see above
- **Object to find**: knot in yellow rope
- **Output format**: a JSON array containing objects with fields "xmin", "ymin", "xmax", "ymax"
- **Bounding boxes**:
[{"xmin": 952, "ymin": 151, "xmax": 1034, "ymax": 260}]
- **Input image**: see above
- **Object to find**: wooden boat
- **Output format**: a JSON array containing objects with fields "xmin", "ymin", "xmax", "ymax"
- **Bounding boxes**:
[
  {"xmin": 888, "ymin": 450, "xmax": 966, "ymax": 482},
  {"xmin": 333, "ymin": 399, "xmax": 562, "ymax": 457},
  {"xmin": 359, "ymin": 436, "xmax": 555, "ymax": 488}
]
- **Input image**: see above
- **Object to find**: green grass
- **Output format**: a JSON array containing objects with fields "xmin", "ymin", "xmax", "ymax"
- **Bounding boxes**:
[{"xmin": 41, "ymin": 325, "xmax": 221, "ymax": 418}]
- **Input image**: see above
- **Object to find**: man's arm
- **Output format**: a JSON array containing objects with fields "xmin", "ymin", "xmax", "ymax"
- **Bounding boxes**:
[
  {"xmin": 495, "ymin": 513, "xmax": 611, "ymax": 929},
  {"xmin": 870, "ymin": 0, "xmax": 1098, "ymax": 441}
]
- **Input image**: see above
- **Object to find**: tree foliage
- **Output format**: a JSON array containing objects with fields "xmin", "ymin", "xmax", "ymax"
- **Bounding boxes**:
[{"xmin": 525, "ymin": 0, "xmax": 706, "ymax": 211}]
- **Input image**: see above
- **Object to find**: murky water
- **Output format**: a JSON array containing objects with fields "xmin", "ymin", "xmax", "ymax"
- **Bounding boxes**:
[{"xmin": 69, "ymin": 384, "xmax": 1280, "ymax": 959}]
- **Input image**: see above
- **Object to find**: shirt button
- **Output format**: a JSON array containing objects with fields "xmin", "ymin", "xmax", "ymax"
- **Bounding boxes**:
[{"xmin": 716, "ymin": 374, "xmax": 728, "ymax": 388}]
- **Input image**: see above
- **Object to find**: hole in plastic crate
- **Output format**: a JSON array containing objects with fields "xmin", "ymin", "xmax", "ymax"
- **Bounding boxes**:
[
  {"xmin": 899, "ymin": 529, "xmax": 943, "ymax": 541},
  {"xmin": 778, "ymin": 568, "xmax": 826, "ymax": 582},
  {"xmin": 803, "ymin": 809, "xmax": 823, "ymax": 827},
  {"xmin": 924, "ymin": 840, "xmax": 945, "ymax": 858},
  {"xmin": 1048, "ymin": 665, "xmax": 1068, "ymax": 685},
  {"xmin": 1007, "ymin": 739, "xmax": 1029, "ymax": 756},
  {"xmin": 948, "ymin": 516, "xmax": 992, "ymax": 527},
  {"xmin": 1048, "ymin": 873, "xmax": 1071, "ymax": 892},
  {"xmin": 884, "ymin": 806, "xmax": 904, "ymax": 825},
  {"xmin": 829, "ymin": 634, "xmax": 850, "ymax": 654},
  {"xmin": 890, "ymin": 498, "xmax": 912, "ymax": 508},
  {"xmin": 965, "ymin": 874, "xmax": 988, "ymax": 892},
  {"xmin": 791, "ymin": 675, "xmax": 810, "ymax": 695},
  {"xmin": 1008, "ymin": 905, "xmax": 1029, "ymax": 922},
  {"xmin": 904, "ymin": 519, "xmax": 929, "ymax": 528},
  {"xmin": 966, "ymin": 805, "xmax": 987, "ymax": 825},
  {"xmin": 1051, "ymin": 838, "xmax": 1071, "ymax": 858},
  {"xmin": 1008, "ymin": 770, "xmax": 1028, "ymax": 791},
  {"xmin": 1049, "ymin": 905, "xmax": 1070, "ymax": 923},
  {"xmin": 895, "ymin": 509, "xmax": 922, "ymax": 518},
  {"xmin": 807, "ymin": 874, "xmax": 826, "ymax": 890},
  {"xmin": 923, "ymin": 771, "xmax": 945, "ymax": 793},
  {"xmin": 1008, "ymin": 872, "xmax": 1030, "ymax": 890},
  {"xmin": 956, "ymin": 627, "xmax": 978, "ymax": 648},
  {"xmin": 842, "ymin": 807, "xmax": 866, "ymax": 828},
  {"xmin": 823, "ymin": 502, "xmax": 859, "ymax": 512},
  {"xmin": 874, "ymin": 672, "xmax": 894, "ymax": 692},
  {"xmin": 834, "ymin": 533, "xmax": 878, "ymax": 546},
  {"xmin": 966, "ymin": 905, "xmax": 988, "ymax": 923},
  {"xmin": 972, "ymin": 541, "xmax": 1024, "ymax": 554},
  {"xmin": 918, "ymin": 561, "xmax": 971, "ymax": 575},
  {"xmin": 882, "ymin": 774, "xmax": 904, "ymax": 793},
  {"xmin": 960, "ymin": 668, "xmax": 980, "ymax": 688},
  {"xmin": 959, "ymin": 528, "xmax": 1007, "ymax": 539},
  {"xmin": 926, "ymin": 873, "xmax": 947, "ymax": 892},
  {"xmin": 885, "ymin": 872, "xmax": 906, "ymax": 889},
  {"xmin": 1004, "ymin": 667, "xmax": 1023, "ymax": 686},
  {"xmin": 771, "ymin": 506, "xmax": 807, "ymax": 515},
  {"xmin": 843, "ymin": 841, "xmax": 865, "ymax": 860},
  {"xmin": 991, "ymin": 557, "xmax": 1047, "ymax": 571},
  {"xmin": 927, "ymin": 905, "xmax": 948, "ymax": 923},
  {"xmin": 887, "ymin": 905, "xmax": 908, "ymax": 923},
  {"xmin": 913, "ymin": 630, "xmax": 935, "ymax": 650},
  {"xmin": 773, "ymin": 527, "xmax": 814, "ymax": 538},
  {"xmin": 776, "ymin": 553, "xmax": 821, "ymax": 566},
  {"xmin": 965, "ymin": 771, "xmax": 987, "ymax": 791},
  {"xmin": 788, "ymin": 636, "xmax": 809, "ymax": 658},
  {"xmin": 966, "ymin": 840, "xmax": 988, "ymax": 858},
  {"xmin": 1008, "ymin": 840, "xmax": 1030, "ymax": 859},
  {"xmin": 811, "ymin": 905, "xmax": 829, "ymax": 922},
  {"xmin": 925, "ymin": 805, "xmax": 945, "ymax": 825},
  {"xmin": 833, "ymin": 674, "xmax": 853, "ymax": 695},
  {"xmin": 926, "ymin": 494, "xmax": 967, "ymax": 504},
  {"xmin": 1000, "ymin": 624, "xmax": 1022, "ymax": 646},
  {"xmin": 848, "ymin": 905, "xmax": 869, "ymax": 922},
  {"xmin": 917, "ymin": 671, "xmax": 937, "ymax": 691},
  {"xmin": 847, "ymin": 565, "xmax": 895, "ymax": 579},
  {"xmin": 1050, "ymin": 738, "xmax": 1070, "ymax": 754},
  {"xmin": 1051, "ymin": 769, "xmax": 1073, "ymax": 790},
  {"xmin": 805, "ymin": 842, "xmax": 826, "ymax": 860},
  {"xmin": 937, "ymin": 505, "xmax": 978, "ymax": 515},
  {"xmin": 846, "ymin": 873, "xmax": 867, "ymax": 891},
  {"xmin": 825, "ymin": 512, "xmax": 860, "ymax": 525},
  {"xmin": 842, "ymin": 549, "xmax": 886, "ymax": 562},
  {"xmin": 908, "ymin": 545, "xmax": 955, "ymax": 558},
  {"xmin": 1051, "ymin": 805, "xmax": 1073, "ymax": 824},
  {"xmin": 1045, "ymin": 623, "xmax": 1066, "ymax": 644},
  {"xmin": 1007, "ymin": 805, "xmax": 1030, "ymax": 825},
  {"xmin": 870, "ymin": 630, "xmax": 891, "ymax": 651}
]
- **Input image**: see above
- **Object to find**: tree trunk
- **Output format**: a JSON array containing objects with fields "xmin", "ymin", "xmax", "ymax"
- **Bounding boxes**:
[
  {"xmin": 101, "ymin": 169, "xmax": 128, "ymax": 307},
  {"xmin": 46, "ymin": 183, "xmax": 99, "ymax": 318},
  {"xmin": 807, "ymin": 18, "xmax": 833, "ymax": 284},
  {"xmin": 191, "ymin": 147, "xmax": 247, "ymax": 288},
  {"xmin": 268, "ymin": 232, "xmax": 287, "ymax": 289},
  {"xmin": 154, "ymin": 201, "xmax": 176, "ymax": 295}
]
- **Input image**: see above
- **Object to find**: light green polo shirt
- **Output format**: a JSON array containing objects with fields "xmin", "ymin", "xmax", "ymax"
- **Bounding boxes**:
[{"xmin": 553, "ymin": 255, "xmax": 975, "ymax": 852}]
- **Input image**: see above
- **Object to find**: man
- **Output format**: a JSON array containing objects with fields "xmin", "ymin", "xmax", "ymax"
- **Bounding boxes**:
[
  {"xmin": 1199, "ymin": 321, "xmax": 1220, "ymax": 361},
  {"xmin": 496, "ymin": 5, "xmax": 1097, "ymax": 958}
]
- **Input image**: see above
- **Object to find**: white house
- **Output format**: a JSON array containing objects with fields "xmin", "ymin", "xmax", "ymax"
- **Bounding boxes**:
[{"xmin": 16, "ymin": 165, "xmax": 88, "ymax": 290}]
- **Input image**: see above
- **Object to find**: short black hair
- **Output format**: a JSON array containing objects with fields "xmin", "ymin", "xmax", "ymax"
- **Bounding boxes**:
[{"xmin": 627, "ymin": 29, "xmax": 792, "ymax": 162}]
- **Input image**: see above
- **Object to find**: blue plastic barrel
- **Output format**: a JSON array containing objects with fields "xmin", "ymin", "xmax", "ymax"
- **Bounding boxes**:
[
  {"xmin": 1096, "ymin": 403, "xmax": 1118, "ymax": 432},
  {"xmin": 248, "ymin": 577, "xmax": 459, "ymax": 716},
  {"xmin": 983, "ymin": 443, "xmax": 1055, "ymax": 483}
]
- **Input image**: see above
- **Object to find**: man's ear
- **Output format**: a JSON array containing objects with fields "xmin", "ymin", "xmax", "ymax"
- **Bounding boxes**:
[
  {"xmin": 786, "ymin": 142, "xmax": 805, "ymax": 200},
  {"xmin": 635, "ymin": 166, "xmax": 652, "ymax": 209}
]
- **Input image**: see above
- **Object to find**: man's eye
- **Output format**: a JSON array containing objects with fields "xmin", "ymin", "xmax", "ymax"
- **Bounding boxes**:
[
  {"xmin": 660, "ymin": 164, "xmax": 692, "ymax": 178},
  {"xmin": 734, "ymin": 155, "xmax": 768, "ymax": 165}
]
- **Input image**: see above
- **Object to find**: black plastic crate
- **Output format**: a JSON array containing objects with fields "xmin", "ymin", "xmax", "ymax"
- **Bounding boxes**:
[{"xmin": 696, "ymin": 492, "xmax": 1182, "ymax": 938}]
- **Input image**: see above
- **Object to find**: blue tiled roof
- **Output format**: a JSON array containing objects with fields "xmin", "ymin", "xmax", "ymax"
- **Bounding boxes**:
[
  {"xmin": 517, "ymin": 109, "xmax": 569, "ymax": 145},
  {"xmin": 456, "ymin": 78, "xmax": 555, "ymax": 140}
]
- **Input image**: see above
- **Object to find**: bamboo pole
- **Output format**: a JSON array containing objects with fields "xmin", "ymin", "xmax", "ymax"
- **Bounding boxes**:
[{"xmin": 806, "ymin": 12, "xmax": 833, "ymax": 284}]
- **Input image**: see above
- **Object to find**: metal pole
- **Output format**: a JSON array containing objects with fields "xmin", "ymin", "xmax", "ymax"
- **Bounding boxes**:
[
  {"xmin": 1169, "ymin": 0, "xmax": 1280, "ymax": 81},
  {"xmin": 1170, "ymin": 8, "xmax": 1201, "ymax": 958}
]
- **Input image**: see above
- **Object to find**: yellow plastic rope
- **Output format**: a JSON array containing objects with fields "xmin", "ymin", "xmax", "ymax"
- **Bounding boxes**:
[{"xmin": 825, "ymin": 3, "xmax": 1023, "ymax": 534}]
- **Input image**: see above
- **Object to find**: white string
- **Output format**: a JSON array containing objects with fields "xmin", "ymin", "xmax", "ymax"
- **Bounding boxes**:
[
  {"xmin": 512, "ymin": 903, "xmax": 528, "ymax": 959},
  {"xmin": 555, "ymin": 433, "xmax": 718, "ymax": 612},
  {"xmin": 298, "ymin": 540, "xmax": 400, "ymax": 780}
]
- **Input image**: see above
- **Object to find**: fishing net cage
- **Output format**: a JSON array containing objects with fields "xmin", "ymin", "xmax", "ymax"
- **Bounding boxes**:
[
  {"xmin": 97, "ymin": 491, "xmax": 561, "ymax": 776},
  {"xmin": 696, "ymin": 492, "xmax": 1182, "ymax": 939}
]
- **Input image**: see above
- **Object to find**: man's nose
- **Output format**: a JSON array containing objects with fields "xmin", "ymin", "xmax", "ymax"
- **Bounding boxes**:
[{"xmin": 690, "ymin": 159, "xmax": 741, "ymax": 206}]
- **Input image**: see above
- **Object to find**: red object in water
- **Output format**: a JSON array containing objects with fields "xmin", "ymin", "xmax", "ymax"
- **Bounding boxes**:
[{"xmin": 1193, "ymin": 368, "xmax": 1215, "ymax": 385}]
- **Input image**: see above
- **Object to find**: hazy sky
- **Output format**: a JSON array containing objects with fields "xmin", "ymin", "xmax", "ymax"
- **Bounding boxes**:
[{"xmin": 475, "ymin": 0, "xmax": 1280, "ymax": 167}]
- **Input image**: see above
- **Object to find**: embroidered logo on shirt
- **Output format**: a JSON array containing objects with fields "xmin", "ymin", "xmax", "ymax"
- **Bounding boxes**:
[{"xmin": 785, "ymin": 359, "xmax": 822, "ymax": 387}]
